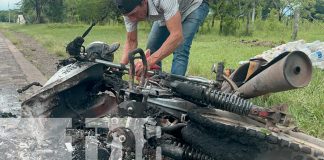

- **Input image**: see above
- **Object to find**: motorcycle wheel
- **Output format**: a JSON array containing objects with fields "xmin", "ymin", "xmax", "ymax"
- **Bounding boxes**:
[{"xmin": 181, "ymin": 108, "xmax": 324, "ymax": 160}]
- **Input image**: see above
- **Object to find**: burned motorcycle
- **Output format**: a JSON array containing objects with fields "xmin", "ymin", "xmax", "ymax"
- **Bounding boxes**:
[{"xmin": 21, "ymin": 24, "xmax": 324, "ymax": 160}]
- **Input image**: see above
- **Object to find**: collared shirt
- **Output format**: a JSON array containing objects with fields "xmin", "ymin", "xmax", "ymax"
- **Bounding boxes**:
[{"xmin": 124, "ymin": 0, "xmax": 203, "ymax": 32}]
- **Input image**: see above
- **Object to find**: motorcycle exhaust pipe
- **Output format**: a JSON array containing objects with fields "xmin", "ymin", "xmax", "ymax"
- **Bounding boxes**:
[{"xmin": 237, "ymin": 51, "xmax": 312, "ymax": 98}]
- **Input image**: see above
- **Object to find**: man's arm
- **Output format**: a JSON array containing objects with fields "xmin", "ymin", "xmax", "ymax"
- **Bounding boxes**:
[
  {"xmin": 120, "ymin": 30, "xmax": 138, "ymax": 64},
  {"xmin": 147, "ymin": 12, "xmax": 184, "ymax": 66}
]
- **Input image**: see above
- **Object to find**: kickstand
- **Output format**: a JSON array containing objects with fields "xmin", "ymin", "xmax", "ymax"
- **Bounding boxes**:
[{"xmin": 17, "ymin": 82, "xmax": 43, "ymax": 93}]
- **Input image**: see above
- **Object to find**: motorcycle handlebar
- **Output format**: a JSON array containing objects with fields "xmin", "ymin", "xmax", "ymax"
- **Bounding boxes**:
[
  {"xmin": 128, "ymin": 48, "xmax": 148, "ymax": 88},
  {"xmin": 94, "ymin": 59, "xmax": 155, "ymax": 75},
  {"xmin": 94, "ymin": 59, "xmax": 218, "ymax": 86}
]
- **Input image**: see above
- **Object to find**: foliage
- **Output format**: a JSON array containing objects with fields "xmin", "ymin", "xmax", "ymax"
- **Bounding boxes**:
[
  {"xmin": 313, "ymin": 0, "xmax": 324, "ymax": 21},
  {"xmin": 267, "ymin": 9, "xmax": 281, "ymax": 31},
  {"xmin": 43, "ymin": 0, "xmax": 64, "ymax": 22},
  {"xmin": 14, "ymin": 0, "xmax": 323, "ymax": 36},
  {"xmin": 209, "ymin": 0, "xmax": 242, "ymax": 35},
  {"xmin": 0, "ymin": 10, "xmax": 19, "ymax": 23},
  {"xmin": 20, "ymin": 0, "xmax": 120, "ymax": 24},
  {"xmin": 20, "ymin": 0, "xmax": 47, "ymax": 23},
  {"xmin": 75, "ymin": 0, "xmax": 120, "ymax": 23}
]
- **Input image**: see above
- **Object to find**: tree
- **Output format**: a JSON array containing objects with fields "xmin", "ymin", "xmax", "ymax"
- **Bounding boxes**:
[
  {"xmin": 0, "ymin": 10, "xmax": 19, "ymax": 23},
  {"xmin": 258, "ymin": 0, "xmax": 315, "ymax": 40},
  {"xmin": 21, "ymin": 0, "xmax": 47, "ymax": 23},
  {"xmin": 240, "ymin": 0, "xmax": 258, "ymax": 35},
  {"xmin": 209, "ymin": 0, "xmax": 241, "ymax": 35},
  {"xmin": 292, "ymin": 4, "xmax": 300, "ymax": 40},
  {"xmin": 63, "ymin": 0, "xmax": 80, "ymax": 23},
  {"xmin": 208, "ymin": 0, "xmax": 219, "ymax": 28},
  {"xmin": 64, "ymin": 0, "xmax": 120, "ymax": 23},
  {"xmin": 308, "ymin": 0, "xmax": 324, "ymax": 21},
  {"xmin": 0, "ymin": 11, "xmax": 9, "ymax": 22},
  {"xmin": 271, "ymin": 0, "xmax": 288, "ymax": 21},
  {"xmin": 44, "ymin": 0, "xmax": 64, "ymax": 22},
  {"xmin": 288, "ymin": 0, "xmax": 316, "ymax": 40}
]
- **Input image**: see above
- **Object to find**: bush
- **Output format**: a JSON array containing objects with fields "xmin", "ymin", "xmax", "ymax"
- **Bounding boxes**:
[{"xmin": 220, "ymin": 16, "xmax": 240, "ymax": 36}]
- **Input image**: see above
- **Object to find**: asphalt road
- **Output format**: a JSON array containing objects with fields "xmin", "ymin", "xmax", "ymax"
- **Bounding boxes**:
[{"xmin": 0, "ymin": 32, "xmax": 47, "ymax": 117}]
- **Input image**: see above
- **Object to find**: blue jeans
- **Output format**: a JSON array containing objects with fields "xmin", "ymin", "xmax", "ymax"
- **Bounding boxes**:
[{"xmin": 146, "ymin": 2, "xmax": 209, "ymax": 76}]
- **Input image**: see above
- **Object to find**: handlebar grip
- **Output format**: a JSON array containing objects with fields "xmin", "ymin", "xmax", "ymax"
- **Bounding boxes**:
[
  {"xmin": 66, "ymin": 36, "xmax": 84, "ymax": 57},
  {"xmin": 82, "ymin": 22, "xmax": 96, "ymax": 38}
]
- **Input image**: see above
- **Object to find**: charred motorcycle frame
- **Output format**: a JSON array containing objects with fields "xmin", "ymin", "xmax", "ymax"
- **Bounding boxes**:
[{"xmin": 20, "ymin": 23, "xmax": 323, "ymax": 160}]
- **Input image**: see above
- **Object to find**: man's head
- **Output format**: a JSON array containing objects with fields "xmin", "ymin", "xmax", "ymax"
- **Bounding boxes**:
[{"xmin": 114, "ymin": 0, "xmax": 148, "ymax": 22}]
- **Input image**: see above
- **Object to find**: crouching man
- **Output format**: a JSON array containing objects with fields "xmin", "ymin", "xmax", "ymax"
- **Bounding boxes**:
[{"xmin": 114, "ymin": 0, "xmax": 209, "ymax": 76}]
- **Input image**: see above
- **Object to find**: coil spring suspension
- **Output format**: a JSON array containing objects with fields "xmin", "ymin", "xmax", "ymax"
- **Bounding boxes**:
[
  {"xmin": 171, "ymin": 81, "xmax": 253, "ymax": 115},
  {"xmin": 204, "ymin": 88, "xmax": 253, "ymax": 115},
  {"xmin": 164, "ymin": 139, "xmax": 214, "ymax": 160}
]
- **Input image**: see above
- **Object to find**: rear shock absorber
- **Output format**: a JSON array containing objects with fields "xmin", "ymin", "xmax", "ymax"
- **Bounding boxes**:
[
  {"xmin": 170, "ymin": 81, "xmax": 254, "ymax": 116},
  {"xmin": 161, "ymin": 138, "xmax": 214, "ymax": 160},
  {"xmin": 171, "ymin": 81, "xmax": 288, "ymax": 125}
]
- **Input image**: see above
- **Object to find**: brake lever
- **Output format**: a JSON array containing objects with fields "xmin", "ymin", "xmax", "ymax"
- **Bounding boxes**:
[{"xmin": 94, "ymin": 59, "xmax": 155, "ymax": 75}]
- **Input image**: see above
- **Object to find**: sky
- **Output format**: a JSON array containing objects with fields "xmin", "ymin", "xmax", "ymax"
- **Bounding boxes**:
[{"xmin": 0, "ymin": 0, "xmax": 20, "ymax": 11}]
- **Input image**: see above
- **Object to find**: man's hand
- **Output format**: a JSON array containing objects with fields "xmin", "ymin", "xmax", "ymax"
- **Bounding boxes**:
[
  {"xmin": 121, "ymin": 31, "xmax": 138, "ymax": 64},
  {"xmin": 135, "ymin": 49, "xmax": 161, "ymax": 77}
]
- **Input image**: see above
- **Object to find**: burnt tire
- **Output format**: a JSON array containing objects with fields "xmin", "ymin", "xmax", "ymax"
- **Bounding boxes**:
[{"xmin": 181, "ymin": 109, "xmax": 324, "ymax": 160}]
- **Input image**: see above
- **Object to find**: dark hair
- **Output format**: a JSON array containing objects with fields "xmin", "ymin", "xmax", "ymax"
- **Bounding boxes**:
[{"xmin": 114, "ymin": 0, "xmax": 143, "ymax": 14}]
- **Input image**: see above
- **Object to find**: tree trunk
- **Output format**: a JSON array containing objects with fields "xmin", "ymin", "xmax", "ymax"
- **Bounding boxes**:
[
  {"xmin": 212, "ymin": 14, "xmax": 216, "ymax": 27},
  {"xmin": 35, "ymin": 0, "xmax": 41, "ymax": 23},
  {"xmin": 219, "ymin": 15, "xmax": 224, "ymax": 34},
  {"xmin": 291, "ymin": 8, "xmax": 299, "ymax": 41},
  {"xmin": 285, "ymin": 16, "xmax": 289, "ymax": 26},
  {"xmin": 246, "ymin": 10, "xmax": 251, "ymax": 35},
  {"xmin": 252, "ymin": 1, "xmax": 256, "ymax": 23},
  {"xmin": 278, "ymin": 7, "xmax": 283, "ymax": 22}
]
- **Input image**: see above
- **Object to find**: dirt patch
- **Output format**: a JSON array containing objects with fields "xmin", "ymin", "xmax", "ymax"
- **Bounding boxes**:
[
  {"xmin": 5, "ymin": 31, "xmax": 62, "ymax": 79},
  {"xmin": 240, "ymin": 39, "xmax": 285, "ymax": 48}
]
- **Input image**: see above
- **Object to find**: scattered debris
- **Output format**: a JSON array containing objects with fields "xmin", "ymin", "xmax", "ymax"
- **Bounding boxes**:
[
  {"xmin": 0, "ymin": 112, "xmax": 17, "ymax": 118},
  {"xmin": 240, "ymin": 39, "xmax": 284, "ymax": 48},
  {"xmin": 65, "ymin": 143, "xmax": 74, "ymax": 152},
  {"xmin": 252, "ymin": 40, "xmax": 324, "ymax": 70}
]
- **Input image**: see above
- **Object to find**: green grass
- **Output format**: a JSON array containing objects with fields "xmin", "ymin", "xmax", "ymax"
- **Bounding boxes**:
[{"xmin": 0, "ymin": 21, "xmax": 323, "ymax": 138}]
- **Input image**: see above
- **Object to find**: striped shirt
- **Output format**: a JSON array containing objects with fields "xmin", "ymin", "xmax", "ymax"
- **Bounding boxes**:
[{"xmin": 124, "ymin": 0, "xmax": 203, "ymax": 32}]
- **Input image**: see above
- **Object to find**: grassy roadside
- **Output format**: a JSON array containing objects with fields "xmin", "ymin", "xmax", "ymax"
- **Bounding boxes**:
[{"xmin": 0, "ymin": 22, "xmax": 323, "ymax": 138}]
